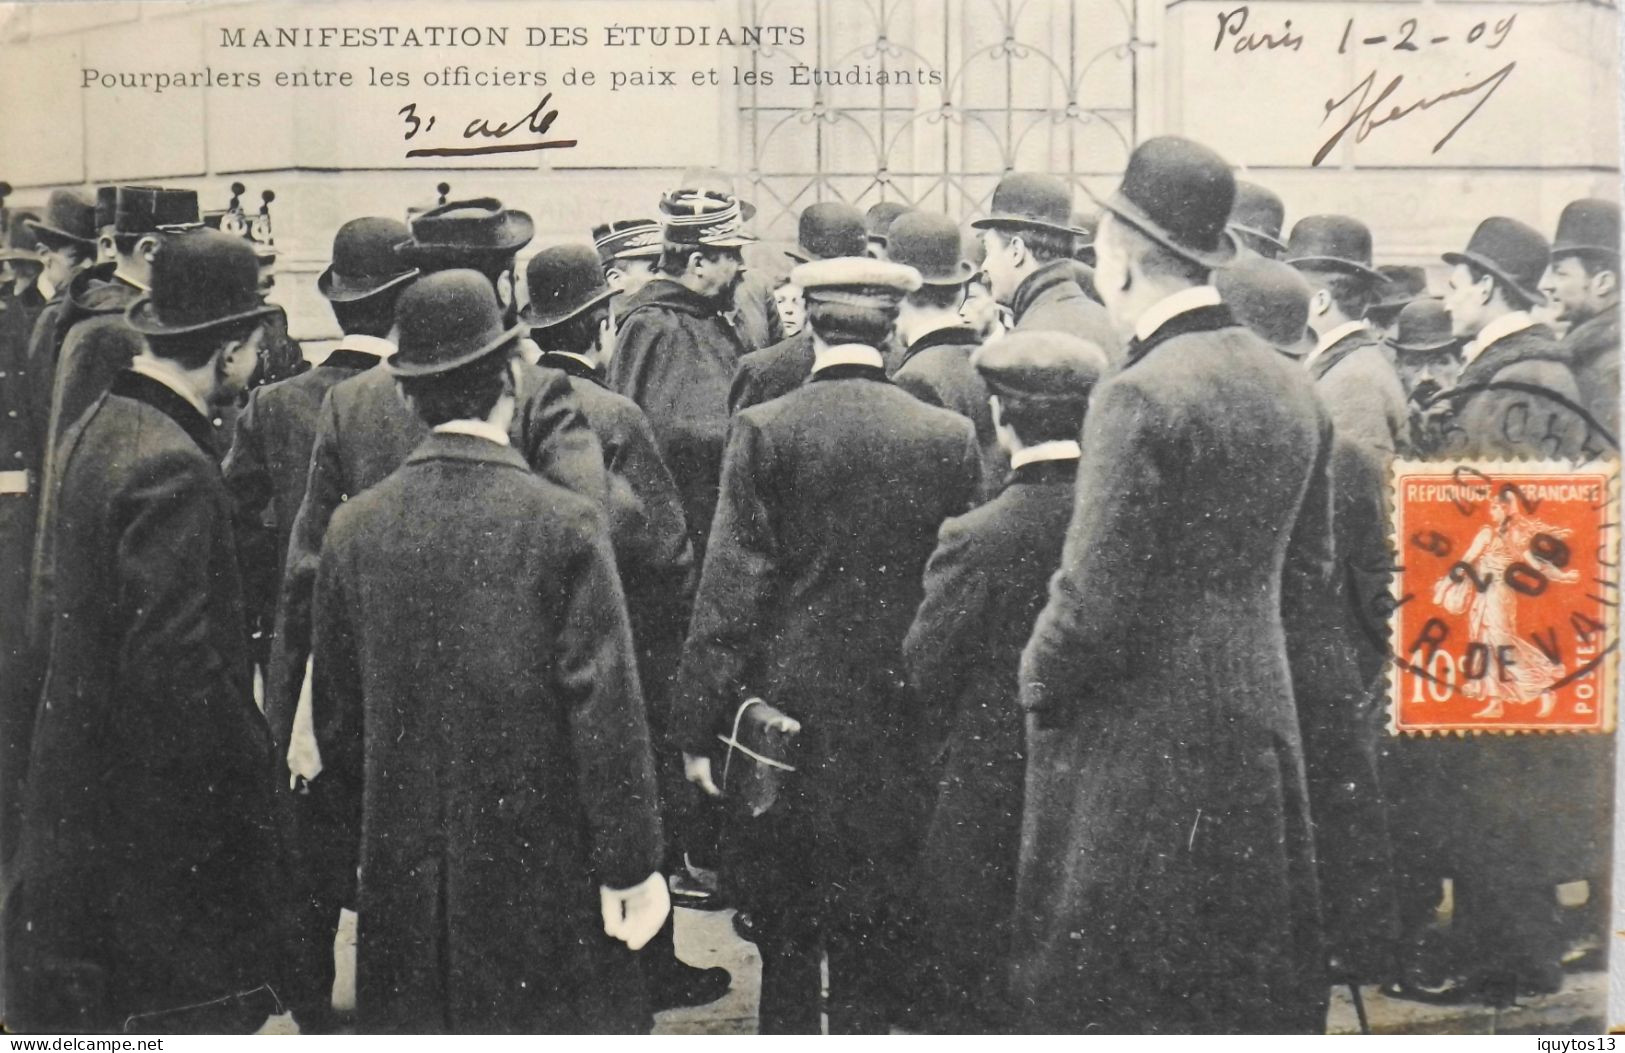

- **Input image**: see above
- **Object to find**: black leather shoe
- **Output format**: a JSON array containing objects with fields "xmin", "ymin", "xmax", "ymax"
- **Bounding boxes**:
[{"xmin": 648, "ymin": 960, "xmax": 733, "ymax": 1010}]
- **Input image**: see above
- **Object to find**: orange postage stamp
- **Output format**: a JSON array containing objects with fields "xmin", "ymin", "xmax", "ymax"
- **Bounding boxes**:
[{"xmin": 1388, "ymin": 460, "xmax": 1619, "ymax": 735}]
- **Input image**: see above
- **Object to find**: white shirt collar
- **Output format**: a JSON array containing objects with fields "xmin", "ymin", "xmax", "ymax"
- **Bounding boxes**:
[
  {"xmin": 432, "ymin": 419, "xmax": 510, "ymax": 446},
  {"xmin": 543, "ymin": 349, "xmax": 598, "ymax": 371},
  {"xmin": 810, "ymin": 343, "xmax": 886, "ymax": 373},
  {"xmin": 1464, "ymin": 310, "xmax": 1536, "ymax": 365},
  {"xmin": 112, "ymin": 268, "xmax": 150, "ymax": 293},
  {"xmin": 127, "ymin": 354, "xmax": 210, "ymax": 419},
  {"xmin": 1010, "ymin": 440, "xmax": 1082, "ymax": 469},
  {"xmin": 335, "ymin": 334, "xmax": 395, "ymax": 358},
  {"xmin": 1307, "ymin": 319, "xmax": 1369, "ymax": 367},
  {"xmin": 515, "ymin": 336, "xmax": 544, "ymax": 366},
  {"xmin": 1134, "ymin": 285, "xmax": 1222, "ymax": 343}
]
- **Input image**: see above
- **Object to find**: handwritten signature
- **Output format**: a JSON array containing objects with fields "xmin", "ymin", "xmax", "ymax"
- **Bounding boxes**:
[
  {"xmin": 1313, "ymin": 61, "xmax": 1516, "ymax": 166},
  {"xmin": 399, "ymin": 94, "xmax": 578, "ymax": 159}
]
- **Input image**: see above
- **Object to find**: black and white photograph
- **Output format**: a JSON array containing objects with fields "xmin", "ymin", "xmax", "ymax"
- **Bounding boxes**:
[{"xmin": 0, "ymin": 0, "xmax": 1619, "ymax": 1037}]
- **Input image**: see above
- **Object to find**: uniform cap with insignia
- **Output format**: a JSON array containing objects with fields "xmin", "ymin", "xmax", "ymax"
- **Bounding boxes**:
[
  {"xmin": 885, "ymin": 210, "xmax": 974, "ymax": 285},
  {"xmin": 790, "ymin": 256, "xmax": 922, "ymax": 309},
  {"xmin": 1387, "ymin": 298, "xmax": 1462, "ymax": 355},
  {"xmin": 1442, "ymin": 216, "xmax": 1550, "ymax": 306},
  {"xmin": 319, "ymin": 217, "xmax": 419, "ymax": 303},
  {"xmin": 1215, "ymin": 255, "xmax": 1315, "ymax": 357},
  {"xmin": 114, "ymin": 186, "xmax": 202, "ymax": 236},
  {"xmin": 971, "ymin": 330, "xmax": 1107, "ymax": 402},
  {"xmin": 786, "ymin": 202, "xmax": 867, "ymax": 264},
  {"xmin": 387, "ymin": 269, "xmax": 522, "ymax": 378},
  {"xmin": 522, "ymin": 243, "xmax": 615, "ymax": 329},
  {"xmin": 125, "ymin": 228, "xmax": 279, "ymax": 337},
  {"xmin": 1091, "ymin": 137, "xmax": 1237, "ymax": 268},
  {"xmin": 679, "ymin": 167, "xmax": 757, "ymax": 221},
  {"xmin": 660, "ymin": 188, "xmax": 757, "ymax": 248},
  {"xmin": 592, "ymin": 218, "xmax": 664, "ymax": 266},
  {"xmin": 27, "ymin": 189, "xmax": 98, "ymax": 250},
  {"xmin": 1284, "ymin": 214, "xmax": 1383, "ymax": 282},
  {"xmin": 1228, "ymin": 181, "xmax": 1287, "ymax": 257},
  {"xmin": 1550, "ymin": 198, "xmax": 1620, "ymax": 263}
]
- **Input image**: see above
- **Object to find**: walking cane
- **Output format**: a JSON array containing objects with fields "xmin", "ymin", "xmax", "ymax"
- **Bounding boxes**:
[{"xmin": 1349, "ymin": 982, "xmax": 1371, "ymax": 1035}]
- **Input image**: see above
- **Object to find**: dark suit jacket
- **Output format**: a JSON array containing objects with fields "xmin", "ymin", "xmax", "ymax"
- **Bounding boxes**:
[
  {"xmin": 6, "ymin": 371, "xmax": 279, "ymax": 1032},
  {"xmin": 1010, "ymin": 259, "xmax": 1121, "ymax": 360},
  {"xmin": 903, "ymin": 456, "xmax": 1077, "ymax": 1030},
  {"xmin": 313, "ymin": 431, "xmax": 661, "ymax": 1033},
  {"xmin": 222, "ymin": 348, "xmax": 383, "ymax": 659},
  {"xmin": 893, "ymin": 325, "xmax": 1006, "ymax": 500},
  {"xmin": 1561, "ymin": 308, "xmax": 1619, "ymax": 440},
  {"xmin": 1016, "ymin": 303, "xmax": 1328, "ymax": 1033},
  {"xmin": 673, "ymin": 360, "xmax": 980, "ymax": 914},
  {"xmin": 727, "ymin": 330, "xmax": 814, "ymax": 415},
  {"xmin": 266, "ymin": 359, "xmax": 608, "ymax": 767}
]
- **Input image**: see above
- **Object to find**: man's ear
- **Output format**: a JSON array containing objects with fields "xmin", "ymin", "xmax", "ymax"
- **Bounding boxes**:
[
  {"xmin": 137, "ymin": 235, "xmax": 160, "ymax": 264},
  {"xmin": 1475, "ymin": 274, "xmax": 1496, "ymax": 307},
  {"xmin": 1592, "ymin": 267, "xmax": 1617, "ymax": 300},
  {"xmin": 1006, "ymin": 233, "xmax": 1029, "ymax": 268},
  {"xmin": 1310, "ymin": 288, "xmax": 1332, "ymax": 317},
  {"xmin": 605, "ymin": 267, "xmax": 626, "ymax": 292}
]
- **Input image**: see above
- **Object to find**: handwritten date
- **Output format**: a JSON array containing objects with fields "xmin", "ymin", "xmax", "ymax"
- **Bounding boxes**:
[{"xmin": 398, "ymin": 94, "xmax": 578, "ymax": 159}]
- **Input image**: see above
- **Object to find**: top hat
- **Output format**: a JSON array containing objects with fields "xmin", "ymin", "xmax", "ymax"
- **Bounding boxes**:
[
  {"xmin": 396, "ymin": 198, "xmax": 535, "ymax": 266},
  {"xmin": 791, "ymin": 256, "xmax": 921, "ymax": 310},
  {"xmin": 885, "ymin": 210, "xmax": 974, "ymax": 286},
  {"xmin": 93, "ymin": 187, "xmax": 117, "ymax": 231},
  {"xmin": 1366, "ymin": 264, "xmax": 1429, "ymax": 323},
  {"xmin": 593, "ymin": 218, "xmax": 664, "ymax": 266},
  {"xmin": 1284, "ymin": 215, "xmax": 1382, "ymax": 281},
  {"xmin": 125, "ymin": 228, "xmax": 279, "ymax": 338},
  {"xmin": 522, "ymin": 243, "xmax": 616, "ymax": 329},
  {"xmin": 680, "ymin": 167, "xmax": 756, "ymax": 221},
  {"xmin": 786, "ymin": 202, "xmax": 868, "ymax": 264},
  {"xmin": 0, "ymin": 209, "xmax": 41, "ymax": 264},
  {"xmin": 1551, "ymin": 198, "xmax": 1620, "ymax": 262},
  {"xmin": 1216, "ymin": 256, "xmax": 1314, "ymax": 354},
  {"xmin": 1386, "ymin": 299, "xmax": 1461, "ymax": 355},
  {"xmin": 1442, "ymin": 216, "xmax": 1550, "ymax": 306},
  {"xmin": 660, "ymin": 189, "xmax": 756, "ymax": 249},
  {"xmin": 1092, "ymin": 137, "xmax": 1237, "ymax": 269},
  {"xmin": 388, "ymin": 269, "xmax": 522, "ymax": 378},
  {"xmin": 1228, "ymin": 181, "xmax": 1287, "ymax": 256},
  {"xmin": 27, "ymin": 189, "xmax": 97, "ymax": 250},
  {"xmin": 973, "ymin": 173, "xmax": 1083, "ymax": 239},
  {"xmin": 864, "ymin": 201, "xmax": 910, "ymax": 245},
  {"xmin": 972, "ymin": 330, "xmax": 1106, "ymax": 402},
  {"xmin": 115, "ymin": 186, "xmax": 201, "ymax": 237},
  {"xmin": 319, "ymin": 217, "xmax": 419, "ymax": 303}
]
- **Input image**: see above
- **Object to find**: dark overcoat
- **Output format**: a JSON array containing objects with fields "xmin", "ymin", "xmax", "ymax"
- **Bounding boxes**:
[
  {"xmin": 1009, "ymin": 259, "xmax": 1121, "ymax": 360},
  {"xmin": 1016, "ymin": 305, "xmax": 1328, "ymax": 1033},
  {"xmin": 727, "ymin": 330, "xmax": 814, "ymax": 415},
  {"xmin": 726, "ymin": 268, "xmax": 785, "ymax": 353},
  {"xmin": 1309, "ymin": 330, "xmax": 1408, "ymax": 463},
  {"xmin": 1445, "ymin": 323, "xmax": 1587, "ymax": 460},
  {"xmin": 610, "ymin": 278, "xmax": 748, "ymax": 561},
  {"xmin": 222, "ymin": 347, "xmax": 383, "ymax": 663},
  {"xmin": 673, "ymin": 361, "xmax": 981, "ymax": 923},
  {"xmin": 266, "ymin": 360, "xmax": 608, "ymax": 769},
  {"xmin": 902, "ymin": 456, "xmax": 1076, "ymax": 1032},
  {"xmin": 892, "ymin": 325, "xmax": 1007, "ymax": 501},
  {"xmin": 312, "ymin": 432, "xmax": 663, "ymax": 1033},
  {"xmin": 1560, "ymin": 308, "xmax": 1619, "ymax": 441},
  {"xmin": 4, "ymin": 371, "xmax": 280, "ymax": 1033}
]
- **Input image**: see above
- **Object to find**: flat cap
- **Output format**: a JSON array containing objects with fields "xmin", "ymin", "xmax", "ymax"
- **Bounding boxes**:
[
  {"xmin": 791, "ymin": 256, "xmax": 921, "ymax": 309},
  {"xmin": 972, "ymin": 330, "xmax": 1107, "ymax": 401}
]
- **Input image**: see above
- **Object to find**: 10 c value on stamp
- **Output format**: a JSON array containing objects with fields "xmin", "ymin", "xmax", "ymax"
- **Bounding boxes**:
[{"xmin": 1388, "ymin": 460, "xmax": 1619, "ymax": 734}]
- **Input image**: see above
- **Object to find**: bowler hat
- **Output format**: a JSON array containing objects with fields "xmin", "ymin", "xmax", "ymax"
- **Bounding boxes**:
[
  {"xmin": 522, "ymin": 244, "xmax": 615, "ymax": 328},
  {"xmin": 319, "ymin": 217, "xmax": 419, "ymax": 303},
  {"xmin": 1284, "ymin": 215, "xmax": 1382, "ymax": 282},
  {"xmin": 1551, "ymin": 198, "xmax": 1620, "ymax": 262},
  {"xmin": 126, "ymin": 229, "xmax": 278, "ymax": 337},
  {"xmin": 972, "ymin": 330, "xmax": 1106, "ymax": 402},
  {"xmin": 396, "ymin": 198, "xmax": 534, "ymax": 265},
  {"xmin": 114, "ymin": 186, "xmax": 201, "ymax": 236},
  {"xmin": 593, "ymin": 218, "xmax": 663, "ymax": 265},
  {"xmin": 885, "ymin": 210, "xmax": 974, "ymax": 285},
  {"xmin": 388, "ymin": 269, "xmax": 522, "ymax": 378},
  {"xmin": 786, "ymin": 202, "xmax": 868, "ymax": 264},
  {"xmin": 1093, "ymin": 137, "xmax": 1237, "ymax": 268},
  {"xmin": 973, "ymin": 173, "xmax": 1082, "ymax": 239},
  {"xmin": 1228, "ymin": 181, "xmax": 1287, "ymax": 256},
  {"xmin": 28, "ymin": 189, "xmax": 97, "ymax": 249},
  {"xmin": 1366, "ymin": 264, "xmax": 1428, "ymax": 324},
  {"xmin": 1442, "ymin": 216, "xmax": 1549, "ymax": 306},
  {"xmin": 94, "ymin": 187, "xmax": 117, "ymax": 231},
  {"xmin": 1387, "ymin": 299, "xmax": 1461, "ymax": 355},
  {"xmin": 791, "ymin": 256, "xmax": 921, "ymax": 309},
  {"xmin": 680, "ymin": 167, "xmax": 756, "ymax": 221},
  {"xmin": 1216, "ymin": 256, "xmax": 1314, "ymax": 355},
  {"xmin": 864, "ymin": 201, "xmax": 910, "ymax": 245},
  {"xmin": 660, "ymin": 189, "xmax": 756, "ymax": 249},
  {"xmin": 0, "ymin": 210, "xmax": 41, "ymax": 263}
]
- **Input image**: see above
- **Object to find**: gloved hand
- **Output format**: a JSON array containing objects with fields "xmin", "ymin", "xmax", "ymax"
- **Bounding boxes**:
[
  {"xmin": 682, "ymin": 752, "xmax": 722, "ymax": 797},
  {"xmin": 600, "ymin": 871, "xmax": 671, "ymax": 950}
]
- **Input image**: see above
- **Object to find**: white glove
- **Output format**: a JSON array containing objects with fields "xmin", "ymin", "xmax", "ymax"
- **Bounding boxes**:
[{"xmin": 600, "ymin": 871, "xmax": 670, "ymax": 951}]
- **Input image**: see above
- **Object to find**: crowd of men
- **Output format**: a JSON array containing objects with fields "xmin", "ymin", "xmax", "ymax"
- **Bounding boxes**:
[{"xmin": 0, "ymin": 135, "xmax": 1615, "ymax": 1035}]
